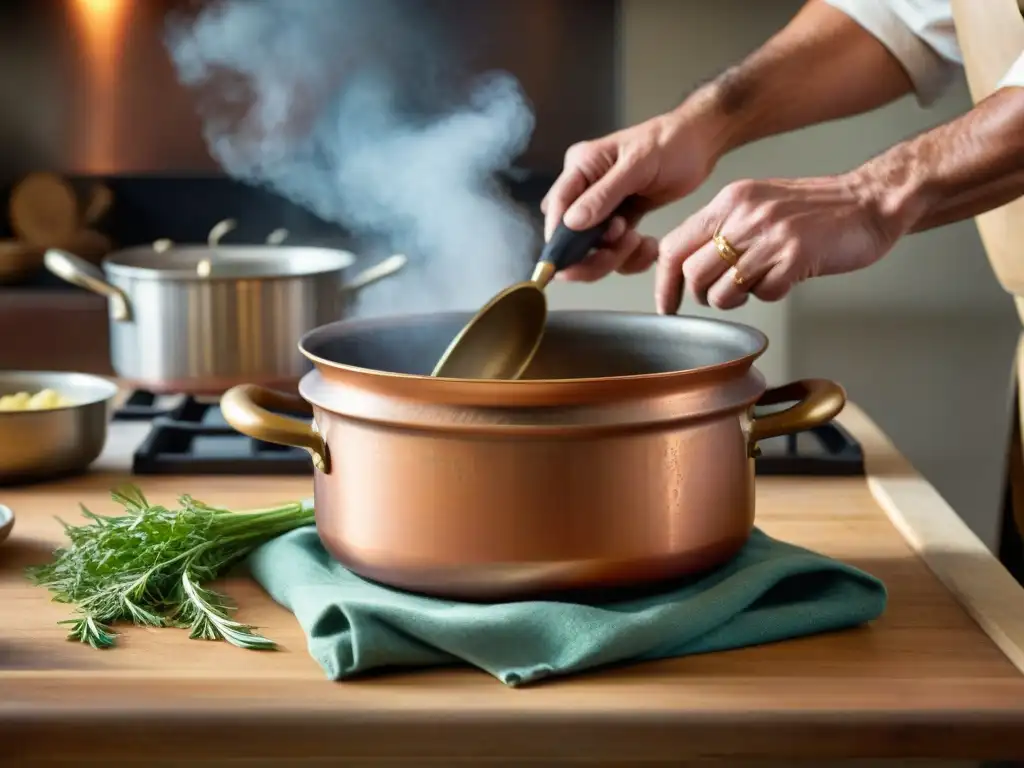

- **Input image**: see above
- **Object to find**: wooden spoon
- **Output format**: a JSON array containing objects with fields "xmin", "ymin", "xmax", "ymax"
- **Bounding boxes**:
[
  {"xmin": 82, "ymin": 183, "xmax": 113, "ymax": 225},
  {"xmin": 52, "ymin": 229, "xmax": 113, "ymax": 265},
  {"xmin": 0, "ymin": 229, "xmax": 111, "ymax": 285},
  {"xmin": 0, "ymin": 240, "xmax": 44, "ymax": 285},
  {"xmin": 9, "ymin": 172, "xmax": 80, "ymax": 248}
]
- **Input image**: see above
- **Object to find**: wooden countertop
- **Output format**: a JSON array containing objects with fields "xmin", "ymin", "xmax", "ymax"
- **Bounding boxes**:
[{"xmin": 2, "ymin": 403, "xmax": 1024, "ymax": 765}]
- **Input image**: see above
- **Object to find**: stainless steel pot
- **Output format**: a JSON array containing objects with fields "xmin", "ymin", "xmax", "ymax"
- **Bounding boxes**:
[
  {"xmin": 43, "ymin": 245, "xmax": 406, "ymax": 394},
  {"xmin": 221, "ymin": 310, "xmax": 846, "ymax": 601},
  {"xmin": 0, "ymin": 371, "xmax": 118, "ymax": 486}
]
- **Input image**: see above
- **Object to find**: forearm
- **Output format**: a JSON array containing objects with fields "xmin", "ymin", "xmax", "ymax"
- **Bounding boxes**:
[
  {"xmin": 676, "ymin": 0, "xmax": 915, "ymax": 160},
  {"xmin": 854, "ymin": 87, "xmax": 1024, "ymax": 236}
]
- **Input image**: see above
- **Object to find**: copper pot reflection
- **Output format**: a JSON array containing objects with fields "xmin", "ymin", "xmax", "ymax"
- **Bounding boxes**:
[{"xmin": 221, "ymin": 311, "xmax": 845, "ymax": 601}]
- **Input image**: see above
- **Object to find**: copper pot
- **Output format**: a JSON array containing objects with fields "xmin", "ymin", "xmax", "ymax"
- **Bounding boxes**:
[{"xmin": 221, "ymin": 311, "xmax": 845, "ymax": 600}]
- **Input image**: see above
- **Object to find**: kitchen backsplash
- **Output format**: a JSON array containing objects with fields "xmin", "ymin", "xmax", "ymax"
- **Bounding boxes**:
[
  {"xmin": 0, "ymin": 169, "xmax": 554, "ymax": 290},
  {"xmin": 1, "ymin": 0, "xmax": 608, "ymax": 290},
  {"xmin": 0, "ymin": 0, "xmax": 617, "ymax": 181}
]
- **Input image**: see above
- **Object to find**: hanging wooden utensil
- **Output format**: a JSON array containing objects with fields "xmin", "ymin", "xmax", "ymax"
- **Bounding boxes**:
[
  {"xmin": 82, "ymin": 183, "xmax": 113, "ymax": 226},
  {"xmin": 52, "ymin": 229, "xmax": 113, "ymax": 265},
  {"xmin": 0, "ymin": 229, "xmax": 110, "ymax": 285},
  {"xmin": 0, "ymin": 240, "xmax": 44, "ymax": 285},
  {"xmin": 8, "ymin": 173, "xmax": 80, "ymax": 248}
]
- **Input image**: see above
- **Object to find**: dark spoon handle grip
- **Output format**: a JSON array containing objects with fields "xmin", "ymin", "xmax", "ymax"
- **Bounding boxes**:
[{"xmin": 539, "ymin": 199, "xmax": 636, "ymax": 273}]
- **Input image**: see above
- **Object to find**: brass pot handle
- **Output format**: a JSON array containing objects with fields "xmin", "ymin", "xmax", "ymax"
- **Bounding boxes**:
[
  {"xmin": 220, "ymin": 384, "xmax": 330, "ymax": 473},
  {"xmin": 748, "ymin": 378, "xmax": 847, "ymax": 453}
]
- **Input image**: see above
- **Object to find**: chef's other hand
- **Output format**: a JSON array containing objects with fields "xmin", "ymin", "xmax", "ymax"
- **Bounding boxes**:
[
  {"xmin": 540, "ymin": 110, "xmax": 720, "ymax": 282},
  {"xmin": 654, "ymin": 172, "xmax": 902, "ymax": 314}
]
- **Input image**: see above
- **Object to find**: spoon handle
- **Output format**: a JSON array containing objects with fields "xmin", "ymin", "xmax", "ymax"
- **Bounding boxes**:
[{"xmin": 538, "ymin": 198, "xmax": 636, "ymax": 273}]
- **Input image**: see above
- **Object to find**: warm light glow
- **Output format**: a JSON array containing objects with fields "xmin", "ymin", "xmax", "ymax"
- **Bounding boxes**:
[
  {"xmin": 69, "ymin": 0, "xmax": 131, "ymax": 173},
  {"xmin": 74, "ymin": 0, "xmax": 123, "ymax": 18}
]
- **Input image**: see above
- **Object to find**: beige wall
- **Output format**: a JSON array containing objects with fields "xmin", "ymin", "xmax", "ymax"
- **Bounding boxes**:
[
  {"xmin": 547, "ymin": 0, "xmax": 1013, "ymax": 388},
  {"xmin": 547, "ymin": 0, "xmax": 798, "ymax": 385}
]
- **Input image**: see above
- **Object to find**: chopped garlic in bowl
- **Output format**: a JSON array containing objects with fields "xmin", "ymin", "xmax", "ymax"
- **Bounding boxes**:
[{"xmin": 0, "ymin": 388, "xmax": 74, "ymax": 412}]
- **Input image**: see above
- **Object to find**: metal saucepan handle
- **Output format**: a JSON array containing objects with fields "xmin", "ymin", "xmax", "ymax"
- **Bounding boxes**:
[
  {"xmin": 747, "ymin": 378, "xmax": 847, "ymax": 455},
  {"xmin": 220, "ymin": 384, "xmax": 331, "ymax": 473},
  {"xmin": 534, "ymin": 197, "xmax": 638, "ymax": 287},
  {"xmin": 340, "ymin": 253, "xmax": 408, "ymax": 293},
  {"xmin": 44, "ymin": 249, "xmax": 133, "ymax": 322}
]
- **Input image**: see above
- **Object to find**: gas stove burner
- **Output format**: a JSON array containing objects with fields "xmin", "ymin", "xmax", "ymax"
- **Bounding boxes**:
[
  {"xmin": 751, "ymin": 400, "xmax": 864, "ymax": 476},
  {"xmin": 112, "ymin": 391, "xmax": 865, "ymax": 477},
  {"xmin": 752, "ymin": 422, "xmax": 864, "ymax": 476},
  {"xmin": 113, "ymin": 390, "xmax": 310, "ymax": 476}
]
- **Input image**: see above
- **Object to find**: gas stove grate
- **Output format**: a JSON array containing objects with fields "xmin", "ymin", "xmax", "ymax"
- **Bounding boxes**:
[
  {"xmin": 752, "ymin": 422, "xmax": 864, "ymax": 476},
  {"xmin": 113, "ymin": 391, "xmax": 310, "ymax": 476},
  {"xmin": 112, "ymin": 391, "xmax": 864, "ymax": 477}
]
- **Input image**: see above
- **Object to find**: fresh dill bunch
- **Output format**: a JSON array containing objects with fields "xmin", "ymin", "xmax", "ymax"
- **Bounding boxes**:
[{"xmin": 26, "ymin": 484, "xmax": 315, "ymax": 651}]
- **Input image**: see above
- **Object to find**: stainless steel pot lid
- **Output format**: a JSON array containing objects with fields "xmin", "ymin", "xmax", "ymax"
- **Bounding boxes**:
[
  {"xmin": 83, "ymin": 217, "xmax": 365, "ymax": 281},
  {"xmin": 97, "ymin": 244, "xmax": 359, "ymax": 281}
]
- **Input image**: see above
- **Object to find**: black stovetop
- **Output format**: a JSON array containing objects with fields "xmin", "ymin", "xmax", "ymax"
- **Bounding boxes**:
[
  {"xmin": 113, "ymin": 391, "xmax": 865, "ymax": 477},
  {"xmin": 114, "ymin": 391, "xmax": 311, "ymax": 476}
]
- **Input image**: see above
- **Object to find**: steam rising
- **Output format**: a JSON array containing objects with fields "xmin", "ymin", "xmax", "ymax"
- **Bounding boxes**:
[{"xmin": 164, "ymin": 0, "xmax": 538, "ymax": 313}]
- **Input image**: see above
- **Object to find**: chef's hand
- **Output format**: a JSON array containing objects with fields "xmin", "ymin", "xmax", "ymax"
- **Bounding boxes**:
[
  {"xmin": 540, "ymin": 109, "xmax": 720, "ymax": 282},
  {"xmin": 655, "ymin": 172, "xmax": 902, "ymax": 313}
]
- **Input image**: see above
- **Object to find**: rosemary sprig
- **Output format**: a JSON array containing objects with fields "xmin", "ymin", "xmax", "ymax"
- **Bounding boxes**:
[{"xmin": 26, "ymin": 484, "xmax": 314, "ymax": 651}]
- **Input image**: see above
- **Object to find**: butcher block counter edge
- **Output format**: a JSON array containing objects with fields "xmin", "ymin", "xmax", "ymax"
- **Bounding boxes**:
[
  {"xmin": 4, "ymin": 402, "xmax": 1024, "ymax": 763},
  {"xmin": 841, "ymin": 405, "xmax": 1024, "ymax": 677}
]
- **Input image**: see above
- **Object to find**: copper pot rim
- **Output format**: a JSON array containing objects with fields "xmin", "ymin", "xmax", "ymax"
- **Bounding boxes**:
[{"xmin": 297, "ymin": 310, "xmax": 770, "ymax": 389}]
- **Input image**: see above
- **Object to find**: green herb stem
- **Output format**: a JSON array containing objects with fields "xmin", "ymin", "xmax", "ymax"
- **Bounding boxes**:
[{"xmin": 27, "ymin": 484, "xmax": 313, "ymax": 651}]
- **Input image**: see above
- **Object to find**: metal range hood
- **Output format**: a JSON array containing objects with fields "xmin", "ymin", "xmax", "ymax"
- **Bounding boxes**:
[{"xmin": 0, "ymin": 0, "xmax": 618, "ymax": 181}]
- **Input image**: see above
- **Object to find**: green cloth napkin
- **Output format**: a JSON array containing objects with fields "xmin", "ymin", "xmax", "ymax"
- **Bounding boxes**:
[{"xmin": 248, "ymin": 526, "xmax": 886, "ymax": 687}]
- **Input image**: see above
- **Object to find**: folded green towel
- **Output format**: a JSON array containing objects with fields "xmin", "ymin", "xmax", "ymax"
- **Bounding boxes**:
[{"xmin": 248, "ymin": 526, "xmax": 886, "ymax": 687}]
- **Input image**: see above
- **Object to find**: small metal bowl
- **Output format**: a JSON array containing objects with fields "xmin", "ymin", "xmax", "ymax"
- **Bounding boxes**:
[
  {"xmin": 0, "ymin": 371, "xmax": 119, "ymax": 486},
  {"xmin": 0, "ymin": 504, "xmax": 13, "ymax": 544}
]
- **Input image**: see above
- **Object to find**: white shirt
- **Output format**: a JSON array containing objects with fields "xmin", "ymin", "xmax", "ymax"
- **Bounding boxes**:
[{"xmin": 825, "ymin": 0, "xmax": 1024, "ymax": 105}]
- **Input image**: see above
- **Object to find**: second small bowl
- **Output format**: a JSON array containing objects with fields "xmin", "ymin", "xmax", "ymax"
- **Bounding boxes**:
[{"xmin": 0, "ymin": 371, "xmax": 119, "ymax": 486}]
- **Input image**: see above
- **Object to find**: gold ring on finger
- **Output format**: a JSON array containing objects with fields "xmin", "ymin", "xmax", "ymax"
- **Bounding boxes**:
[
  {"xmin": 729, "ymin": 266, "xmax": 747, "ymax": 286},
  {"xmin": 713, "ymin": 232, "xmax": 742, "ymax": 267}
]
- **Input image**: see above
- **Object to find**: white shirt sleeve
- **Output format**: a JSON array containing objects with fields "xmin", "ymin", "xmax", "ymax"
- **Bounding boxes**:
[
  {"xmin": 823, "ymin": 0, "xmax": 962, "ymax": 106},
  {"xmin": 998, "ymin": 52, "xmax": 1024, "ymax": 89}
]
